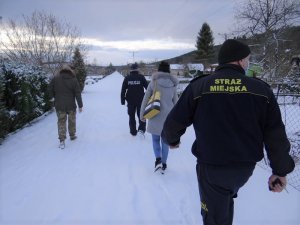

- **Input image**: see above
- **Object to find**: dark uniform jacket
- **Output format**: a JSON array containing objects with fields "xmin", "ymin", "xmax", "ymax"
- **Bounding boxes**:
[
  {"xmin": 162, "ymin": 64, "xmax": 295, "ymax": 176},
  {"xmin": 121, "ymin": 71, "xmax": 148, "ymax": 105},
  {"xmin": 48, "ymin": 70, "xmax": 83, "ymax": 112}
]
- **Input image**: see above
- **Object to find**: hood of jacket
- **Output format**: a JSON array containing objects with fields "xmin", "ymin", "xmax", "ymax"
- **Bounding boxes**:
[
  {"xmin": 58, "ymin": 65, "xmax": 76, "ymax": 80},
  {"xmin": 61, "ymin": 72, "xmax": 75, "ymax": 80},
  {"xmin": 152, "ymin": 72, "xmax": 178, "ymax": 88}
]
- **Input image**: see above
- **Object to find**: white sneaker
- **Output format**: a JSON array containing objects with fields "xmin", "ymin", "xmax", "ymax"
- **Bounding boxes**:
[
  {"xmin": 154, "ymin": 163, "xmax": 162, "ymax": 172},
  {"xmin": 137, "ymin": 130, "xmax": 145, "ymax": 139},
  {"xmin": 59, "ymin": 141, "xmax": 65, "ymax": 149}
]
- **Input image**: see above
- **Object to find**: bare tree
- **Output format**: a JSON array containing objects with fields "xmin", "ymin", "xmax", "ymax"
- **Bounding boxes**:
[
  {"xmin": 234, "ymin": 0, "xmax": 300, "ymax": 78},
  {"xmin": 0, "ymin": 11, "xmax": 85, "ymax": 75}
]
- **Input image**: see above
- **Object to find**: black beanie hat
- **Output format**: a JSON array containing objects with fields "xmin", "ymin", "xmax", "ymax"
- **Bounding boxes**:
[
  {"xmin": 158, "ymin": 61, "xmax": 170, "ymax": 73},
  {"xmin": 130, "ymin": 63, "xmax": 138, "ymax": 71},
  {"xmin": 218, "ymin": 39, "xmax": 251, "ymax": 64}
]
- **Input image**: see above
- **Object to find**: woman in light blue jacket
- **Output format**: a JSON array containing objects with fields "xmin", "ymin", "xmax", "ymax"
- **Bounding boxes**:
[{"xmin": 140, "ymin": 61, "xmax": 178, "ymax": 173}]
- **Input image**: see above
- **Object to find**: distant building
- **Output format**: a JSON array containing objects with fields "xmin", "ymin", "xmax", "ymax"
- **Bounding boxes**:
[
  {"xmin": 170, "ymin": 63, "xmax": 204, "ymax": 77},
  {"xmin": 86, "ymin": 65, "xmax": 106, "ymax": 76},
  {"xmin": 143, "ymin": 64, "xmax": 156, "ymax": 76},
  {"xmin": 204, "ymin": 63, "xmax": 218, "ymax": 75},
  {"xmin": 187, "ymin": 63, "xmax": 204, "ymax": 77},
  {"xmin": 170, "ymin": 64, "xmax": 186, "ymax": 76}
]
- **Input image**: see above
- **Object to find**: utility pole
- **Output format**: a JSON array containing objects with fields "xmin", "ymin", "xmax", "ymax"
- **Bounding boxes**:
[
  {"xmin": 132, "ymin": 51, "xmax": 135, "ymax": 63},
  {"xmin": 130, "ymin": 51, "xmax": 137, "ymax": 63}
]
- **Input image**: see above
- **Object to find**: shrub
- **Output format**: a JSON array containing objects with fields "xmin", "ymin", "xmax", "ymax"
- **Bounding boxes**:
[{"xmin": 0, "ymin": 62, "xmax": 52, "ymax": 139}]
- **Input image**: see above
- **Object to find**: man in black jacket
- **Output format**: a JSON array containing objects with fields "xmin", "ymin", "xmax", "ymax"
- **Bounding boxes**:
[
  {"xmin": 162, "ymin": 39, "xmax": 295, "ymax": 225},
  {"xmin": 121, "ymin": 63, "xmax": 148, "ymax": 136}
]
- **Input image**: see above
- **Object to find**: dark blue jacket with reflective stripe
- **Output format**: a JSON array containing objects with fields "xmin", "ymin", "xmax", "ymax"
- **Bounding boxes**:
[{"xmin": 121, "ymin": 71, "xmax": 148, "ymax": 105}]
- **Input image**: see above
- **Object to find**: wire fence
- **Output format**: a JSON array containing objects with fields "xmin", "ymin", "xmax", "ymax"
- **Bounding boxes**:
[{"xmin": 258, "ymin": 82, "xmax": 300, "ymax": 191}]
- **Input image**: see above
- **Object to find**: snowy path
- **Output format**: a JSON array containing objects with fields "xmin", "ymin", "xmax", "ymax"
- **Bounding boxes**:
[{"xmin": 0, "ymin": 72, "xmax": 299, "ymax": 225}]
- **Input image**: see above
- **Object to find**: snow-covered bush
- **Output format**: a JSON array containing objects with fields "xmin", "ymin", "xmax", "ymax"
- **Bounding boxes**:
[
  {"xmin": 0, "ymin": 74, "xmax": 8, "ymax": 141},
  {"xmin": 0, "ymin": 62, "xmax": 52, "ymax": 139},
  {"xmin": 280, "ymin": 78, "xmax": 300, "ymax": 94}
]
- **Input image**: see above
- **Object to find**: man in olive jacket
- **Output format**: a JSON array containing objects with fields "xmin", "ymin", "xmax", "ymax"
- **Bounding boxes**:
[
  {"xmin": 162, "ymin": 39, "xmax": 295, "ymax": 225},
  {"xmin": 49, "ymin": 65, "xmax": 83, "ymax": 148}
]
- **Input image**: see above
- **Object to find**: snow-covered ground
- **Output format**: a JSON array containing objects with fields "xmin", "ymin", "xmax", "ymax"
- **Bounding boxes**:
[{"xmin": 0, "ymin": 72, "xmax": 299, "ymax": 225}]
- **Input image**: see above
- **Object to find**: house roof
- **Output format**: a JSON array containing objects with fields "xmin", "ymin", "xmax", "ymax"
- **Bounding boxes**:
[
  {"xmin": 170, "ymin": 63, "xmax": 204, "ymax": 71},
  {"xmin": 187, "ymin": 63, "xmax": 204, "ymax": 71},
  {"xmin": 170, "ymin": 64, "xmax": 185, "ymax": 70}
]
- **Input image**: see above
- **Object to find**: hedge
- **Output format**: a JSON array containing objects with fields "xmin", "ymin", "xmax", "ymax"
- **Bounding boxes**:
[{"xmin": 0, "ymin": 62, "xmax": 52, "ymax": 142}]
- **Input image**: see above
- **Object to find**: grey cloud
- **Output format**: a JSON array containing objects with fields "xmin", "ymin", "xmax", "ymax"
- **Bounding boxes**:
[
  {"xmin": 0, "ymin": 0, "xmax": 237, "ymax": 65},
  {"xmin": 1, "ymin": 0, "xmax": 236, "ymax": 43}
]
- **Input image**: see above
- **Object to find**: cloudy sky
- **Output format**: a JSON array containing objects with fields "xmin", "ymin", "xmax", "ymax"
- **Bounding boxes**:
[{"xmin": 0, "ymin": 0, "xmax": 241, "ymax": 65}]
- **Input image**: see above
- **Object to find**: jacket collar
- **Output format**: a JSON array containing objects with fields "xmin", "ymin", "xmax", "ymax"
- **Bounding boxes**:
[
  {"xmin": 215, "ymin": 64, "xmax": 246, "ymax": 75},
  {"xmin": 130, "ymin": 71, "xmax": 139, "ymax": 75}
]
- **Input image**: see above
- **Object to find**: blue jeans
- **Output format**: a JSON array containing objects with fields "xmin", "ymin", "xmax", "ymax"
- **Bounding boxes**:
[{"xmin": 151, "ymin": 134, "xmax": 169, "ymax": 164}]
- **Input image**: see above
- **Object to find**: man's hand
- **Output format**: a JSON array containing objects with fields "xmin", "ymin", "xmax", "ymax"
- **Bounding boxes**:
[
  {"xmin": 268, "ymin": 175, "xmax": 287, "ymax": 192},
  {"xmin": 78, "ymin": 108, "xmax": 83, "ymax": 113}
]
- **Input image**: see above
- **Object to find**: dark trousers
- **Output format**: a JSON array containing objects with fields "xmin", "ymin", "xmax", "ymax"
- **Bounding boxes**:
[
  {"xmin": 127, "ymin": 103, "xmax": 146, "ymax": 135},
  {"xmin": 196, "ymin": 163, "xmax": 255, "ymax": 225}
]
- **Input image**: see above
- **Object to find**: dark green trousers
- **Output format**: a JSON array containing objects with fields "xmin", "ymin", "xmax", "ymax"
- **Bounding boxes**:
[{"xmin": 56, "ymin": 110, "xmax": 76, "ymax": 141}]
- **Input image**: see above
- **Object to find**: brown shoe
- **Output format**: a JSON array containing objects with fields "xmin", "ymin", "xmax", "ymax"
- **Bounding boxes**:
[{"xmin": 70, "ymin": 135, "xmax": 77, "ymax": 140}]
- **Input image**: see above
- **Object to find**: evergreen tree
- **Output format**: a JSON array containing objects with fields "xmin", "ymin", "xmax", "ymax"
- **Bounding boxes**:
[
  {"xmin": 0, "ymin": 70, "xmax": 8, "ymax": 140},
  {"xmin": 196, "ymin": 22, "xmax": 215, "ymax": 60},
  {"xmin": 72, "ymin": 48, "xmax": 87, "ymax": 92},
  {"xmin": 1, "ymin": 63, "xmax": 51, "ymax": 134},
  {"xmin": 105, "ymin": 63, "xmax": 115, "ymax": 75}
]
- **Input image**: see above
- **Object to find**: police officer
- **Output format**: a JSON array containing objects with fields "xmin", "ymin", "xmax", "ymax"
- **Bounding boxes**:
[
  {"xmin": 161, "ymin": 39, "xmax": 295, "ymax": 225},
  {"xmin": 121, "ymin": 63, "xmax": 148, "ymax": 136}
]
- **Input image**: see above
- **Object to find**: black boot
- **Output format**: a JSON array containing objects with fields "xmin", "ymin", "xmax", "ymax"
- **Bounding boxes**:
[
  {"xmin": 161, "ymin": 163, "xmax": 167, "ymax": 174},
  {"xmin": 162, "ymin": 163, "xmax": 167, "ymax": 170},
  {"xmin": 154, "ymin": 157, "xmax": 162, "ymax": 172}
]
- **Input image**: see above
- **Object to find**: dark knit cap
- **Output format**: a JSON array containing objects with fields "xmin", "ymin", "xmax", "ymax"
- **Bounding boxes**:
[
  {"xmin": 218, "ymin": 39, "xmax": 251, "ymax": 64},
  {"xmin": 130, "ymin": 63, "xmax": 138, "ymax": 71},
  {"xmin": 158, "ymin": 61, "xmax": 170, "ymax": 73}
]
